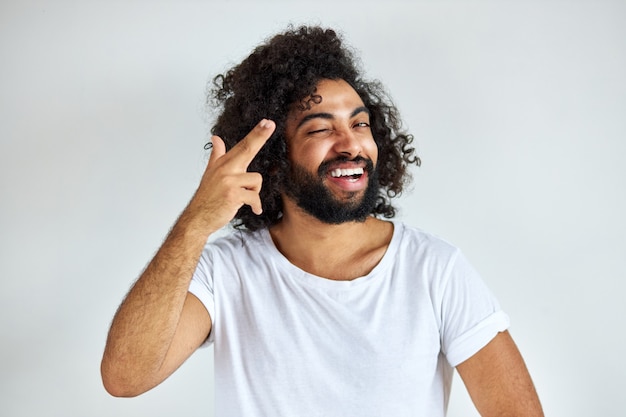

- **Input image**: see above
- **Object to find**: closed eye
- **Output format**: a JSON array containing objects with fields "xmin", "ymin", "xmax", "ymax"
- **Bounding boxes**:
[{"xmin": 308, "ymin": 128, "xmax": 332, "ymax": 136}]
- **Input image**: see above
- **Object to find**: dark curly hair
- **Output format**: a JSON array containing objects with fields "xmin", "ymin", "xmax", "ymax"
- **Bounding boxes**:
[{"xmin": 208, "ymin": 25, "xmax": 420, "ymax": 231}]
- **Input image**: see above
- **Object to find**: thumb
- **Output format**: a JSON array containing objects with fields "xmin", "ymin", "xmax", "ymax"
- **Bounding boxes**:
[{"xmin": 208, "ymin": 135, "xmax": 226, "ymax": 164}]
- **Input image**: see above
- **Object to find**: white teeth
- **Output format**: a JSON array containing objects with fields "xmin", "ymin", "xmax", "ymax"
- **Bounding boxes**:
[{"xmin": 330, "ymin": 167, "xmax": 364, "ymax": 178}]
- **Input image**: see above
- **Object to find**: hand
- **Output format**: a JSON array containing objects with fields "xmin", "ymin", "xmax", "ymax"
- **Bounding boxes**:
[{"xmin": 188, "ymin": 119, "xmax": 276, "ymax": 234}]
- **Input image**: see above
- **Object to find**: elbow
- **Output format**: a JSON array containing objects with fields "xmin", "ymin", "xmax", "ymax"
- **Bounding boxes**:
[
  {"xmin": 102, "ymin": 379, "xmax": 141, "ymax": 398},
  {"xmin": 101, "ymin": 372, "xmax": 140, "ymax": 398},
  {"xmin": 100, "ymin": 359, "xmax": 148, "ymax": 398}
]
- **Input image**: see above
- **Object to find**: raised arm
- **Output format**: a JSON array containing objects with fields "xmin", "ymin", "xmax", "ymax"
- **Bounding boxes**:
[
  {"xmin": 100, "ymin": 119, "xmax": 275, "ymax": 397},
  {"xmin": 456, "ymin": 330, "xmax": 544, "ymax": 416}
]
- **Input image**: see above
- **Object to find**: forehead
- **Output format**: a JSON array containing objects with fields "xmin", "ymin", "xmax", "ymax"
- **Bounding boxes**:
[{"xmin": 288, "ymin": 79, "xmax": 365, "ymax": 120}]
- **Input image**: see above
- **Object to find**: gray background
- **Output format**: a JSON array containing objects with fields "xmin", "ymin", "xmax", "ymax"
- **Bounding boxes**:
[{"xmin": 1, "ymin": 1, "xmax": 625, "ymax": 416}]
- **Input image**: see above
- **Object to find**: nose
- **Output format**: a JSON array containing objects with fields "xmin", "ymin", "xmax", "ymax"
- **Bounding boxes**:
[{"xmin": 333, "ymin": 127, "xmax": 362, "ymax": 159}]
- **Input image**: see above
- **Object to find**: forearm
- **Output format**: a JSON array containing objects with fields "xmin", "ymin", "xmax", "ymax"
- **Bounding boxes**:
[
  {"xmin": 101, "ymin": 209, "xmax": 210, "ymax": 396},
  {"xmin": 457, "ymin": 331, "xmax": 544, "ymax": 417},
  {"xmin": 101, "ymin": 120, "xmax": 274, "ymax": 396}
]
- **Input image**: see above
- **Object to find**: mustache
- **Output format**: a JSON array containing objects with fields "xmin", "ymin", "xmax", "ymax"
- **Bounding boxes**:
[{"xmin": 317, "ymin": 156, "xmax": 375, "ymax": 176}]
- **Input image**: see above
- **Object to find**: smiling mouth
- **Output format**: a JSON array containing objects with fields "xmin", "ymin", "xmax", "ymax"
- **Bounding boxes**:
[{"xmin": 329, "ymin": 167, "xmax": 364, "ymax": 181}]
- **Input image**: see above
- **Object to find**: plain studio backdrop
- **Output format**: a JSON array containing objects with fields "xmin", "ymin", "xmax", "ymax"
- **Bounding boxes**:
[{"xmin": 1, "ymin": 1, "xmax": 625, "ymax": 416}]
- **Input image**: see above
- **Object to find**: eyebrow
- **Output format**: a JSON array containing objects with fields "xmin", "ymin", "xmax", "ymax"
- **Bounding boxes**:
[{"xmin": 295, "ymin": 106, "xmax": 370, "ymax": 130}]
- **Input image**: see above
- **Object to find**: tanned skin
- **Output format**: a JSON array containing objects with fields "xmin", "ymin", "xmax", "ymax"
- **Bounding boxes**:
[
  {"xmin": 457, "ymin": 331, "xmax": 544, "ymax": 416},
  {"xmin": 101, "ymin": 80, "xmax": 543, "ymax": 416},
  {"xmin": 101, "ymin": 119, "xmax": 275, "ymax": 396}
]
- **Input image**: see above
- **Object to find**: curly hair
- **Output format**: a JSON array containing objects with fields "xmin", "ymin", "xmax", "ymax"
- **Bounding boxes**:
[{"xmin": 208, "ymin": 25, "xmax": 420, "ymax": 231}]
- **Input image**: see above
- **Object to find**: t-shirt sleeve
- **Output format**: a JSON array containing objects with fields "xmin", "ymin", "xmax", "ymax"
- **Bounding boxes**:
[
  {"xmin": 439, "ymin": 249, "xmax": 510, "ymax": 367},
  {"xmin": 188, "ymin": 246, "xmax": 216, "ymax": 345}
]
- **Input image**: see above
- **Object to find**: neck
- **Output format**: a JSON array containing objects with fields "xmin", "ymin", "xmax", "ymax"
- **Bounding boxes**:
[{"xmin": 268, "ymin": 198, "xmax": 393, "ymax": 280}]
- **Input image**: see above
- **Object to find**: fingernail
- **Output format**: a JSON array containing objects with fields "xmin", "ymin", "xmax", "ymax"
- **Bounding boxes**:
[{"xmin": 259, "ymin": 119, "xmax": 269, "ymax": 129}]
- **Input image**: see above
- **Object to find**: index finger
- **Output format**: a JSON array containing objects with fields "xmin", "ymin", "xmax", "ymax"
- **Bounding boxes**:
[{"xmin": 227, "ymin": 119, "xmax": 276, "ymax": 170}]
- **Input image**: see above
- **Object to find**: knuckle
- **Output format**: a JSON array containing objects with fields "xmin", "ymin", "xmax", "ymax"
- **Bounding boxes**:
[
  {"xmin": 251, "ymin": 172, "xmax": 263, "ymax": 183},
  {"xmin": 218, "ymin": 176, "xmax": 234, "ymax": 190},
  {"xmin": 223, "ymin": 187, "xmax": 239, "ymax": 202}
]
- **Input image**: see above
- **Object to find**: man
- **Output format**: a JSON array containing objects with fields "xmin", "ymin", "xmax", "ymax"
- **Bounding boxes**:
[{"xmin": 101, "ymin": 26, "xmax": 543, "ymax": 416}]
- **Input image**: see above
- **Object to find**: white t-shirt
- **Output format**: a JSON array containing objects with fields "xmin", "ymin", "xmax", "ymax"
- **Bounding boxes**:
[{"xmin": 189, "ymin": 221, "xmax": 509, "ymax": 417}]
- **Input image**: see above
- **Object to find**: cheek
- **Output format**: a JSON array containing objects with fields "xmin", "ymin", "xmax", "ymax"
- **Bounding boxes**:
[
  {"xmin": 291, "ymin": 142, "xmax": 332, "ymax": 166},
  {"xmin": 366, "ymin": 138, "xmax": 379, "ymax": 164}
]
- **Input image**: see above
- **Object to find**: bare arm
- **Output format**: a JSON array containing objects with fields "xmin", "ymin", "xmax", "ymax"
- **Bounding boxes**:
[
  {"xmin": 456, "ymin": 330, "xmax": 544, "ymax": 417},
  {"xmin": 101, "ymin": 119, "xmax": 276, "ymax": 397}
]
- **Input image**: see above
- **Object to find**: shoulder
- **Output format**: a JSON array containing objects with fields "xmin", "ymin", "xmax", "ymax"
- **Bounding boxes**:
[
  {"xmin": 205, "ymin": 227, "xmax": 267, "ymax": 254},
  {"xmin": 393, "ymin": 221, "xmax": 461, "ymax": 260},
  {"xmin": 384, "ymin": 221, "xmax": 469, "ymax": 290},
  {"xmin": 196, "ymin": 228, "xmax": 271, "ymax": 271},
  {"xmin": 194, "ymin": 228, "xmax": 273, "ymax": 283}
]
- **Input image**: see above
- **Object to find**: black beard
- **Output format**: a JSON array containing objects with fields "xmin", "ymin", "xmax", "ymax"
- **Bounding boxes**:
[{"xmin": 283, "ymin": 157, "xmax": 379, "ymax": 224}]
